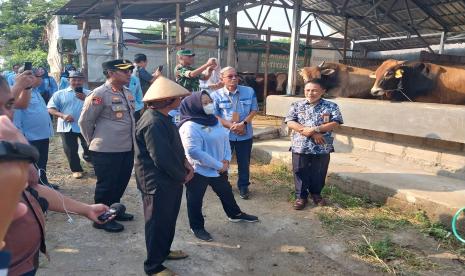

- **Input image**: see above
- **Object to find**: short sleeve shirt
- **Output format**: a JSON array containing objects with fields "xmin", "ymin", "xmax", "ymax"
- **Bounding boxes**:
[
  {"xmin": 135, "ymin": 66, "xmax": 152, "ymax": 94},
  {"xmin": 285, "ymin": 99, "xmax": 343, "ymax": 154},
  {"xmin": 174, "ymin": 64, "xmax": 203, "ymax": 92},
  {"xmin": 47, "ymin": 87, "xmax": 90, "ymax": 133}
]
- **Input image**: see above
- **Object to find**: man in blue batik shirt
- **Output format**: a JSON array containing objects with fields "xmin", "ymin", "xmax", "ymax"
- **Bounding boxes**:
[
  {"xmin": 285, "ymin": 79, "xmax": 343, "ymax": 210},
  {"xmin": 47, "ymin": 71, "xmax": 91, "ymax": 179},
  {"xmin": 211, "ymin": 66, "xmax": 258, "ymax": 200}
]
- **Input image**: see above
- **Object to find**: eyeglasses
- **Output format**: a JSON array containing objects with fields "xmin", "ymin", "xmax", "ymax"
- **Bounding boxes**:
[
  {"xmin": 114, "ymin": 69, "xmax": 133, "ymax": 74},
  {"xmin": 224, "ymin": 74, "xmax": 238, "ymax": 79}
]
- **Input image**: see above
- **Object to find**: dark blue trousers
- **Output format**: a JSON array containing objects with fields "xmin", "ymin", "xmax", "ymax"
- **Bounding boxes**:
[
  {"xmin": 230, "ymin": 138, "xmax": 253, "ymax": 189},
  {"xmin": 186, "ymin": 173, "xmax": 242, "ymax": 230},
  {"xmin": 292, "ymin": 152, "xmax": 330, "ymax": 199},
  {"xmin": 29, "ymin": 139, "xmax": 50, "ymax": 186},
  {"xmin": 91, "ymin": 151, "xmax": 134, "ymax": 206}
]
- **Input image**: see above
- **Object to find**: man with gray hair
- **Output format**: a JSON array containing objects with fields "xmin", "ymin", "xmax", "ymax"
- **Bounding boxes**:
[{"xmin": 210, "ymin": 66, "xmax": 258, "ymax": 199}]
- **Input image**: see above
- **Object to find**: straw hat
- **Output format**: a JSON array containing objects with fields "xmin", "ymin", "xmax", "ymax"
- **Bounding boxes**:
[{"xmin": 143, "ymin": 76, "xmax": 191, "ymax": 102}]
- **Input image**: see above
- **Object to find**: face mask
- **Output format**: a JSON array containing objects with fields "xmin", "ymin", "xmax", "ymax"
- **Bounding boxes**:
[{"xmin": 203, "ymin": 103, "xmax": 215, "ymax": 115}]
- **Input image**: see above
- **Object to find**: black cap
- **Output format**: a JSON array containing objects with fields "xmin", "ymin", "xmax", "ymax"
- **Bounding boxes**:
[
  {"xmin": 68, "ymin": 71, "xmax": 85, "ymax": 78},
  {"xmin": 102, "ymin": 59, "xmax": 135, "ymax": 71}
]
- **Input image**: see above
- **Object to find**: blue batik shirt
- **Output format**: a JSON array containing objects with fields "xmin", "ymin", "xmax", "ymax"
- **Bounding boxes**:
[
  {"xmin": 47, "ymin": 86, "xmax": 90, "ymax": 133},
  {"xmin": 14, "ymin": 88, "xmax": 54, "ymax": 141},
  {"xmin": 285, "ymin": 99, "xmax": 343, "ymax": 154},
  {"xmin": 211, "ymin": 85, "xmax": 258, "ymax": 141}
]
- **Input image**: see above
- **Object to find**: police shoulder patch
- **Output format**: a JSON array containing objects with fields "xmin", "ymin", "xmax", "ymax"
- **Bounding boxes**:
[{"xmin": 92, "ymin": 96, "xmax": 103, "ymax": 105}]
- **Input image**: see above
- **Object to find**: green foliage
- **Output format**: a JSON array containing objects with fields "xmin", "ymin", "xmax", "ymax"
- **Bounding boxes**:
[
  {"xmin": 0, "ymin": 0, "xmax": 66, "ymax": 66},
  {"xmin": 141, "ymin": 24, "xmax": 164, "ymax": 35},
  {"xmin": 5, "ymin": 49, "xmax": 48, "ymax": 69}
]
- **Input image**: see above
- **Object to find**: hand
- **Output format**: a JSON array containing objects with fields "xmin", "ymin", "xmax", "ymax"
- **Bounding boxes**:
[
  {"xmin": 62, "ymin": 114, "xmax": 74, "ymax": 122},
  {"xmin": 13, "ymin": 71, "xmax": 35, "ymax": 91},
  {"xmin": 206, "ymin": 58, "xmax": 217, "ymax": 67},
  {"xmin": 300, "ymin": 127, "xmax": 315, "ymax": 137},
  {"xmin": 152, "ymin": 69, "xmax": 161, "ymax": 78},
  {"xmin": 312, "ymin": 133, "xmax": 326, "ymax": 145},
  {"xmin": 85, "ymin": 204, "xmax": 112, "ymax": 224},
  {"xmin": 218, "ymin": 160, "xmax": 229, "ymax": 173},
  {"xmin": 75, "ymin": 92, "xmax": 86, "ymax": 101},
  {"xmin": 209, "ymin": 81, "xmax": 224, "ymax": 90},
  {"xmin": 184, "ymin": 160, "xmax": 194, "ymax": 184},
  {"xmin": 230, "ymin": 122, "xmax": 246, "ymax": 135}
]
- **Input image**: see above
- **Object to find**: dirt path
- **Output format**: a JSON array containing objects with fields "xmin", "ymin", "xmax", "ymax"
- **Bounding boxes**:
[{"xmin": 36, "ymin": 137, "xmax": 380, "ymax": 276}]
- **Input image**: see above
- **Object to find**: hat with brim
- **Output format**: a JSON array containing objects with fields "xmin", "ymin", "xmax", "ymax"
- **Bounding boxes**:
[
  {"xmin": 102, "ymin": 59, "xmax": 135, "ymax": 71},
  {"xmin": 176, "ymin": 49, "xmax": 195, "ymax": 56},
  {"xmin": 68, "ymin": 71, "xmax": 85, "ymax": 78},
  {"xmin": 143, "ymin": 76, "xmax": 191, "ymax": 102}
]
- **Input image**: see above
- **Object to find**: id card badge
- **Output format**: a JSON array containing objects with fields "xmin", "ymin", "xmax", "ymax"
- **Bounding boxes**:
[
  {"xmin": 322, "ymin": 113, "xmax": 330, "ymax": 123},
  {"xmin": 232, "ymin": 111, "xmax": 240, "ymax": 123},
  {"xmin": 174, "ymin": 114, "xmax": 181, "ymax": 124}
]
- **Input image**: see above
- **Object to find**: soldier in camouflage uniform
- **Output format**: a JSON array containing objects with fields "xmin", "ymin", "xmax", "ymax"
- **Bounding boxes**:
[{"xmin": 174, "ymin": 49, "xmax": 217, "ymax": 92}]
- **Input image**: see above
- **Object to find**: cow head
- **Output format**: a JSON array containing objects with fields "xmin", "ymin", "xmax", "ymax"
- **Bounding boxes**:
[
  {"xmin": 299, "ymin": 61, "xmax": 338, "ymax": 90},
  {"xmin": 370, "ymin": 59, "xmax": 435, "ymax": 101},
  {"xmin": 370, "ymin": 59, "xmax": 406, "ymax": 97}
]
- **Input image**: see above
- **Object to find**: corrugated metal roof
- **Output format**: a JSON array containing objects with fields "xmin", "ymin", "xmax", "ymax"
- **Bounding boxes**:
[
  {"xmin": 56, "ymin": 0, "xmax": 465, "ymax": 52},
  {"xmin": 300, "ymin": 0, "xmax": 465, "ymax": 51}
]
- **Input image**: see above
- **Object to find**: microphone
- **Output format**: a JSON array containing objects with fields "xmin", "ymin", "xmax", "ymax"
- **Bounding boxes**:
[{"xmin": 97, "ymin": 203, "xmax": 126, "ymax": 222}]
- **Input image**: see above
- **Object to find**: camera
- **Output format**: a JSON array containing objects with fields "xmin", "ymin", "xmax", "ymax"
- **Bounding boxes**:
[{"xmin": 74, "ymin": 87, "xmax": 83, "ymax": 93}]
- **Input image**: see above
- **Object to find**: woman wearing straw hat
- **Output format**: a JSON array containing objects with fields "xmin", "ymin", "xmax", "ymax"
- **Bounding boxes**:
[{"xmin": 134, "ymin": 76, "xmax": 194, "ymax": 276}]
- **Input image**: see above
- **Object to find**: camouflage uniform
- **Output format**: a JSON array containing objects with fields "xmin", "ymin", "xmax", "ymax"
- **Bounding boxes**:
[{"xmin": 174, "ymin": 64, "xmax": 204, "ymax": 92}]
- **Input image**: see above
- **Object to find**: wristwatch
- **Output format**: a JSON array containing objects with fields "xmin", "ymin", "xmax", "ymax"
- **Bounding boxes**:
[{"xmin": 242, "ymin": 121, "xmax": 248, "ymax": 125}]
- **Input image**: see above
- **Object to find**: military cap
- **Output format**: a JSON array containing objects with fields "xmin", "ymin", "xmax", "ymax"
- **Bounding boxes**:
[
  {"xmin": 176, "ymin": 49, "xmax": 195, "ymax": 56},
  {"xmin": 143, "ymin": 76, "xmax": 191, "ymax": 102},
  {"xmin": 102, "ymin": 59, "xmax": 135, "ymax": 71},
  {"xmin": 68, "ymin": 71, "xmax": 85, "ymax": 78}
]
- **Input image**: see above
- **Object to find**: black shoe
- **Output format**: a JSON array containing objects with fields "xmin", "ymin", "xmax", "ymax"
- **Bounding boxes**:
[
  {"xmin": 228, "ymin": 213, "xmax": 259, "ymax": 223},
  {"xmin": 93, "ymin": 220, "xmax": 124, "ymax": 232},
  {"xmin": 115, "ymin": 212, "xmax": 134, "ymax": 221},
  {"xmin": 239, "ymin": 187, "xmax": 249, "ymax": 199},
  {"xmin": 191, "ymin": 228, "xmax": 213, "ymax": 242}
]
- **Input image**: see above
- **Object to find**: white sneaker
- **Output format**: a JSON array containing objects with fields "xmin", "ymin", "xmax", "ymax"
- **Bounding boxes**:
[{"xmin": 72, "ymin": 172, "xmax": 83, "ymax": 179}]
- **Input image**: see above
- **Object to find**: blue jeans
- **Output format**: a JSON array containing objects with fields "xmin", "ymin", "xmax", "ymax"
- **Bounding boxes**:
[{"xmin": 230, "ymin": 138, "xmax": 253, "ymax": 189}]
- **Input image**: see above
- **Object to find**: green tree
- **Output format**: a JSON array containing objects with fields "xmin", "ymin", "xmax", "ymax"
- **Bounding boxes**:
[{"xmin": 0, "ymin": 0, "xmax": 67, "ymax": 68}]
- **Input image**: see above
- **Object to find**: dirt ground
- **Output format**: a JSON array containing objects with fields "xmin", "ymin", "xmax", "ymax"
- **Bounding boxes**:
[{"xmin": 36, "ymin": 136, "xmax": 465, "ymax": 276}]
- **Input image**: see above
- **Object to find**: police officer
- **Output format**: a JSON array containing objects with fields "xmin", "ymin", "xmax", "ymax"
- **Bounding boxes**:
[
  {"xmin": 79, "ymin": 59, "xmax": 136, "ymax": 232},
  {"xmin": 135, "ymin": 76, "xmax": 193, "ymax": 276},
  {"xmin": 174, "ymin": 49, "xmax": 217, "ymax": 92}
]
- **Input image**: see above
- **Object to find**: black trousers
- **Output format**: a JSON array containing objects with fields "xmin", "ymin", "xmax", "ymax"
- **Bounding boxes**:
[
  {"xmin": 292, "ymin": 152, "xmax": 330, "ymax": 199},
  {"xmin": 230, "ymin": 138, "xmax": 253, "ymax": 189},
  {"xmin": 186, "ymin": 173, "xmax": 242, "ymax": 230},
  {"xmin": 142, "ymin": 183, "xmax": 183, "ymax": 275},
  {"xmin": 91, "ymin": 151, "xmax": 134, "ymax": 206},
  {"xmin": 60, "ymin": 132, "xmax": 90, "ymax": 172},
  {"xmin": 29, "ymin": 139, "xmax": 50, "ymax": 186}
]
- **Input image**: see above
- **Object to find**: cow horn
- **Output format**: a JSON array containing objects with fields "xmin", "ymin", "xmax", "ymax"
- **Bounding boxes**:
[{"xmin": 318, "ymin": 61, "xmax": 325, "ymax": 68}]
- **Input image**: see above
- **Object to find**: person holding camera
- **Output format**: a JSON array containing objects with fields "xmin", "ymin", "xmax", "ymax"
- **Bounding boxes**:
[
  {"xmin": 174, "ymin": 49, "xmax": 217, "ymax": 93},
  {"xmin": 133, "ymin": 53, "xmax": 161, "ymax": 95},
  {"xmin": 35, "ymin": 66, "xmax": 58, "ymax": 104},
  {"xmin": 13, "ymin": 66, "xmax": 59, "ymax": 190},
  {"xmin": 47, "ymin": 71, "xmax": 91, "ymax": 179}
]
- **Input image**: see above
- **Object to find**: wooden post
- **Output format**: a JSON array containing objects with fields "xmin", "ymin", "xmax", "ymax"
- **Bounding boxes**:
[
  {"xmin": 80, "ymin": 19, "xmax": 91, "ymax": 87},
  {"xmin": 227, "ymin": 9, "xmax": 237, "ymax": 67},
  {"xmin": 176, "ymin": 3, "xmax": 184, "ymax": 45},
  {"xmin": 218, "ymin": 6, "xmax": 226, "ymax": 67},
  {"xmin": 263, "ymin": 27, "xmax": 271, "ymax": 113},
  {"xmin": 114, "ymin": 0, "xmax": 123, "ymax": 59},
  {"xmin": 439, "ymin": 31, "xmax": 446, "ymax": 54},
  {"xmin": 304, "ymin": 21, "xmax": 312, "ymax": 66},
  {"xmin": 343, "ymin": 16, "xmax": 349, "ymax": 63},
  {"xmin": 166, "ymin": 20, "xmax": 172, "ymax": 79}
]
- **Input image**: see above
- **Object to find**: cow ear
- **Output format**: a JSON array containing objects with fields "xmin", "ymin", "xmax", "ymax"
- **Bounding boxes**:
[
  {"xmin": 369, "ymin": 72, "xmax": 376, "ymax": 79},
  {"xmin": 395, "ymin": 69, "xmax": 404, "ymax": 79},
  {"xmin": 321, "ymin": 68, "xmax": 335, "ymax": 76},
  {"xmin": 414, "ymin": 63, "xmax": 431, "ymax": 75}
]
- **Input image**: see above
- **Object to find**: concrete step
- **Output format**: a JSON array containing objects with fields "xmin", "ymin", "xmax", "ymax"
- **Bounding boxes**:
[
  {"xmin": 253, "ymin": 126, "xmax": 280, "ymax": 140},
  {"xmin": 252, "ymin": 138, "xmax": 465, "ymax": 227}
]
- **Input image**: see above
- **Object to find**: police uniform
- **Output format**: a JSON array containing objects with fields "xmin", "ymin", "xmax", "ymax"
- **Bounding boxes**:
[
  {"xmin": 174, "ymin": 49, "xmax": 203, "ymax": 92},
  {"xmin": 134, "ymin": 76, "xmax": 191, "ymax": 275},
  {"xmin": 79, "ymin": 60, "xmax": 136, "ymax": 211}
]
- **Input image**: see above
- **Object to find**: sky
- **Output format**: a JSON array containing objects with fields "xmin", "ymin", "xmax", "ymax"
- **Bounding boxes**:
[{"xmin": 123, "ymin": 5, "xmax": 334, "ymax": 39}]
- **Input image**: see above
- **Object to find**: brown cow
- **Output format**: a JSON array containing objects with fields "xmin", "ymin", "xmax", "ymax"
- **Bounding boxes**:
[
  {"xmin": 370, "ymin": 59, "xmax": 465, "ymax": 104},
  {"xmin": 299, "ymin": 61, "xmax": 375, "ymax": 98}
]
